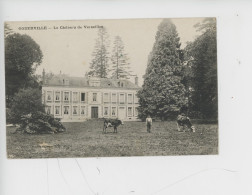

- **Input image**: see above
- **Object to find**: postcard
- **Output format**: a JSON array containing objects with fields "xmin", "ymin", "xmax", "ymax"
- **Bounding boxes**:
[{"xmin": 5, "ymin": 18, "xmax": 218, "ymax": 158}]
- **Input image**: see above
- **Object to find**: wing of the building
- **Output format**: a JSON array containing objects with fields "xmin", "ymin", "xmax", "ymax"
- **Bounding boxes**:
[{"xmin": 42, "ymin": 74, "xmax": 141, "ymax": 122}]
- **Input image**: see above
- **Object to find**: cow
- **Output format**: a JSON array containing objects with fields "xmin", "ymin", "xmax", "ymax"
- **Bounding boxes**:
[
  {"xmin": 177, "ymin": 114, "xmax": 195, "ymax": 132},
  {"xmin": 103, "ymin": 119, "xmax": 124, "ymax": 134}
]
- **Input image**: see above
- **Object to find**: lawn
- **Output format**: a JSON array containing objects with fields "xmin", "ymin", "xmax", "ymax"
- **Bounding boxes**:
[{"xmin": 6, "ymin": 119, "xmax": 218, "ymax": 158}]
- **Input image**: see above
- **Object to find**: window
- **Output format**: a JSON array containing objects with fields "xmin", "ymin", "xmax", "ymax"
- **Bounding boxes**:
[
  {"xmin": 119, "ymin": 94, "xmax": 125, "ymax": 104},
  {"xmin": 134, "ymin": 94, "xmax": 139, "ymax": 103},
  {"xmin": 90, "ymin": 81, "xmax": 100, "ymax": 87},
  {"xmin": 104, "ymin": 93, "xmax": 109, "ymax": 103},
  {"xmin": 64, "ymin": 106, "xmax": 69, "ymax": 114},
  {"xmin": 112, "ymin": 107, "xmax": 116, "ymax": 116},
  {"xmin": 93, "ymin": 93, "xmax": 97, "ymax": 102},
  {"xmin": 128, "ymin": 94, "xmax": 133, "ymax": 103},
  {"xmin": 135, "ymin": 107, "xmax": 138, "ymax": 116},
  {"xmin": 55, "ymin": 106, "xmax": 60, "ymax": 115},
  {"xmin": 65, "ymin": 79, "xmax": 69, "ymax": 85},
  {"xmin": 64, "ymin": 92, "xmax": 69, "ymax": 101},
  {"xmin": 81, "ymin": 93, "xmax": 85, "ymax": 102},
  {"xmin": 73, "ymin": 106, "xmax": 78, "ymax": 115},
  {"xmin": 128, "ymin": 107, "xmax": 132, "ymax": 116},
  {"xmin": 118, "ymin": 82, "xmax": 124, "ymax": 87},
  {"xmin": 112, "ymin": 93, "xmax": 117, "ymax": 103},
  {"xmin": 73, "ymin": 92, "xmax": 78, "ymax": 102},
  {"xmin": 47, "ymin": 91, "xmax": 52, "ymax": 101},
  {"xmin": 55, "ymin": 92, "xmax": 60, "ymax": 101},
  {"xmin": 104, "ymin": 107, "xmax": 109, "ymax": 116},
  {"xmin": 81, "ymin": 106, "xmax": 85, "ymax": 115},
  {"xmin": 46, "ymin": 106, "xmax": 51, "ymax": 114}
]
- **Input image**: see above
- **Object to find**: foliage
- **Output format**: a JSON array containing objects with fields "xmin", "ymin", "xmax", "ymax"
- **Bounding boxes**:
[
  {"xmin": 185, "ymin": 18, "xmax": 217, "ymax": 119},
  {"xmin": 16, "ymin": 111, "xmax": 66, "ymax": 134},
  {"xmin": 4, "ymin": 23, "xmax": 13, "ymax": 38},
  {"xmin": 88, "ymin": 27, "xmax": 110, "ymax": 78},
  {"xmin": 138, "ymin": 19, "xmax": 188, "ymax": 120},
  {"xmin": 8, "ymin": 88, "xmax": 45, "ymax": 124},
  {"xmin": 111, "ymin": 36, "xmax": 132, "ymax": 79},
  {"xmin": 5, "ymin": 33, "xmax": 43, "ymax": 104}
]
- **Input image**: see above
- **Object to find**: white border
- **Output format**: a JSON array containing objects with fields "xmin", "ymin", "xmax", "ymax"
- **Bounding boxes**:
[{"xmin": 1, "ymin": 0, "xmax": 252, "ymax": 195}]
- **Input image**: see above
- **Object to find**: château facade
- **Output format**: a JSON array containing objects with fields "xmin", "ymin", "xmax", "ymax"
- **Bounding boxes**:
[{"xmin": 42, "ymin": 72, "xmax": 140, "ymax": 122}]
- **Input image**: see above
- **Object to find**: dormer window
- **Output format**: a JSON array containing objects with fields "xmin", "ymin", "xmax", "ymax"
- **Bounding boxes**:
[
  {"xmin": 62, "ymin": 79, "xmax": 69, "ymax": 85},
  {"xmin": 90, "ymin": 81, "xmax": 100, "ymax": 87},
  {"xmin": 118, "ymin": 81, "xmax": 124, "ymax": 87},
  {"xmin": 65, "ymin": 79, "xmax": 69, "ymax": 85}
]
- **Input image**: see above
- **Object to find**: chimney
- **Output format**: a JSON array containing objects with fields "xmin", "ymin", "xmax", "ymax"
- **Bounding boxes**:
[
  {"xmin": 42, "ymin": 69, "xmax": 45, "ymax": 84},
  {"xmin": 135, "ymin": 76, "xmax": 138, "ymax": 86}
]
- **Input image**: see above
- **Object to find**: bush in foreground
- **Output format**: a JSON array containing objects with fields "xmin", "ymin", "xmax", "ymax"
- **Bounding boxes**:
[
  {"xmin": 8, "ymin": 88, "xmax": 45, "ymax": 125},
  {"xmin": 16, "ymin": 111, "xmax": 66, "ymax": 134}
]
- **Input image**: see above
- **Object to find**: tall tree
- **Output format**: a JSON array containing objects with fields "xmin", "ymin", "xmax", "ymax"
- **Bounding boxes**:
[
  {"xmin": 185, "ymin": 18, "xmax": 217, "ymax": 119},
  {"xmin": 88, "ymin": 27, "xmax": 110, "ymax": 78},
  {"xmin": 5, "ymin": 33, "xmax": 43, "ymax": 105},
  {"xmin": 110, "ymin": 36, "xmax": 132, "ymax": 79},
  {"xmin": 137, "ymin": 19, "xmax": 188, "ymax": 120}
]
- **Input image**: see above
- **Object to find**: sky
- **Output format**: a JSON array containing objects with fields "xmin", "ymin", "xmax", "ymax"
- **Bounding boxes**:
[{"xmin": 7, "ymin": 18, "xmax": 205, "ymax": 86}]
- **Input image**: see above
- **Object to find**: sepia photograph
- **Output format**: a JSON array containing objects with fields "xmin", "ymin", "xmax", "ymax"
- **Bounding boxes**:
[{"xmin": 5, "ymin": 18, "xmax": 218, "ymax": 158}]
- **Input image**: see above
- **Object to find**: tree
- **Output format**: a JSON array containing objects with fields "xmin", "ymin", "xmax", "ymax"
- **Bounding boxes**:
[
  {"xmin": 9, "ymin": 88, "xmax": 45, "ymax": 124},
  {"xmin": 110, "ymin": 36, "xmax": 132, "ymax": 79},
  {"xmin": 137, "ymin": 19, "xmax": 188, "ymax": 120},
  {"xmin": 5, "ymin": 33, "xmax": 43, "ymax": 104},
  {"xmin": 4, "ymin": 23, "xmax": 13, "ymax": 38},
  {"xmin": 88, "ymin": 27, "xmax": 110, "ymax": 78},
  {"xmin": 180, "ymin": 52, "xmax": 195, "ymax": 115},
  {"xmin": 185, "ymin": 18, "xmax": 217, "ymax": 119}
]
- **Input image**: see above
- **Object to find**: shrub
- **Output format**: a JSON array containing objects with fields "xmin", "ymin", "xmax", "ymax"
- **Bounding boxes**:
[
  {"xmin": 16, "ymin": 111, "xmax": 66, "ymax": 134},
  {"xmin": 9, "ymin": 88, "xmax": 44, "ymax": 125}
]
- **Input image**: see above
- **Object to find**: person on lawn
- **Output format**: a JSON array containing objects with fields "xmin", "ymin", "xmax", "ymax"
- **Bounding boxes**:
[{"xmin": 146, "ymin": 115, "xmax": 152, "ymax": 133}]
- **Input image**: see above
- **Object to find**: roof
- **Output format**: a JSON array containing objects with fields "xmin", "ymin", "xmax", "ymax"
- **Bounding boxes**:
[{"xmin": 42, "ymin": 74, "xmax": 140, "ymax": 90}]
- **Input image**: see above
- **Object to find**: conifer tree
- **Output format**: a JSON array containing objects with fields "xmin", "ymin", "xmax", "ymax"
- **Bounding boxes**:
[
  {"xmin": 110, "ymin": 36, "xmax": 131, "ymax": 79},
  {"xmin": 88, "ymin": 27, "xmax": 110, "ymax": 78},
  {"xmin": 137, "ymin": 19, "xmax": 188, "ymax": 120}
]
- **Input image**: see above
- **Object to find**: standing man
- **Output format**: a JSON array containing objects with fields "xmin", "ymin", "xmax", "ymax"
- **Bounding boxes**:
[{"xmin": 146, "ymin": 115, "xmax": 152, "ymax": 133}]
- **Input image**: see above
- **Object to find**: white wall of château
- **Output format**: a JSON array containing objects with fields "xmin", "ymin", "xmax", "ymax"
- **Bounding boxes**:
[{"xmin": 42, "ymin": 86, "xmax": 140, "ymax": 122}]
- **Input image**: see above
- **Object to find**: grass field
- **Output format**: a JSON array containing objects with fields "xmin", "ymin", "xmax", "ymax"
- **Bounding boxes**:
[{"xmin": 6, "ymin": 119, "xmax": 218, "ymax": 158}]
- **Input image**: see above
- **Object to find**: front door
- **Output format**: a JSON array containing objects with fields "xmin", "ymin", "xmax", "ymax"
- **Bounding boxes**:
[
  {"xmin": 118, "ymin": 107, "xmax": 126, "ymax": 120},
  {"xmin": 91, "ymin": 107, "xmax": 98, "ymax": 118}
]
